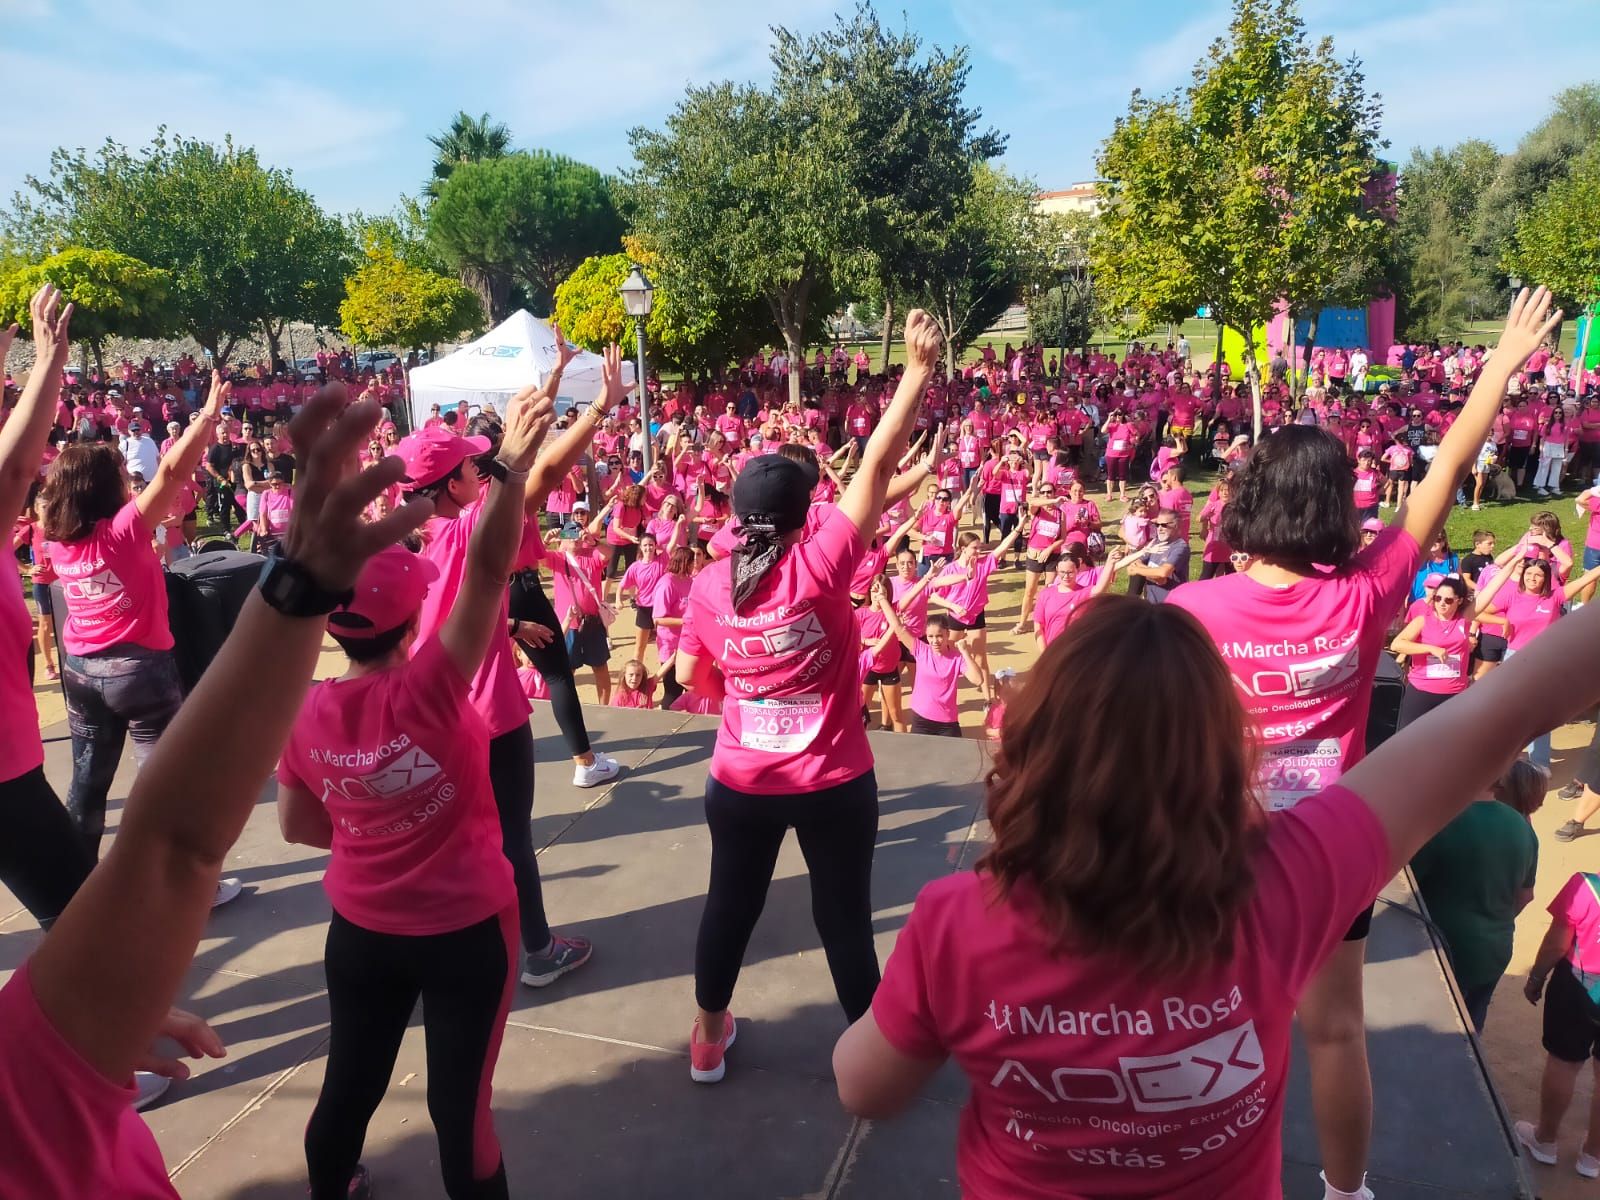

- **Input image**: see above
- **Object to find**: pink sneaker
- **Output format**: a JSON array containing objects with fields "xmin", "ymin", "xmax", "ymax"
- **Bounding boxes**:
[{"xmin": 689, "ymin": 1014, "xmax": 737, "ymax": 1084}]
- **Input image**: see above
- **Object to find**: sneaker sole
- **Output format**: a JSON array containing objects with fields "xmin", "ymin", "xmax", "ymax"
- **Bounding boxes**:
[
  {"xmin": 1517, "ymin": 1122, "xmax": 1560, "ymax": 1165},
  {"xmin": 573, "ymin": 766, "xmax": 622, "ymax": 789},
  {"xmin": 521, "ymin": 946, "xmax": 594, "ymax": 988},
  {"xmin": 690, "ymin": 1022, "xmax": 737, "ymax": 1084}
]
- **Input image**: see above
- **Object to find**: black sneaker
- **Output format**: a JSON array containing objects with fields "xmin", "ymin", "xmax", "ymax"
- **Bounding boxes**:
[
  {"xmin": 1561, "ymin": 781, "xmax": 1584, "ymax": 801},
  {"xmin": 1556, "ymin": 820, "xmax": 1586, "ymax": 842}
]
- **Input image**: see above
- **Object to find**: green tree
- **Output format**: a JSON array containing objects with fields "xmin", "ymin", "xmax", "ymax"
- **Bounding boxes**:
[
  {"xmin": 427, "ymin": 151, "xmax": 624, "ymax": 322},
  {"xmin": 6, "ymin": 130, "xmax": 350, "ymax": 365},
  {"xmin": 1093, "ymin": 0, "xmax": 1388, "ymax": 431},
  {"xmin": 772, "ymin": 3, "xmax": 1005, "ymax": 370},
  {"xmin": 0, "ymin": 246, "xmax": 175, "ymax": 378},
  {"xmin": 348, "ymin": 196, "xmax": 446, "ymax": 274},
  {"xmin": 1395, "ymin": 140, "xmax": 1501, "ymax": 338},
  {"xmin": 905, "ymin": 163, "xmax": 1039, "ymax": 378},
  {"xmin": 1024, "ymin": 211, "xmax": 1100, "ymax": 359},
  {"xmin": 339, "ymin": 246, "xmax": 483, "ymax": 350},
  {"xmin": 1505, "ymin": 146, "xmax": 1600, "ymax": 315},
  {"xmin": 1471, "ymin": 84, "xmax": 1600, "ymax": 291},
  {"xmin": 426, "ymin": 111, "xmax": 512, "ymax": 198}
]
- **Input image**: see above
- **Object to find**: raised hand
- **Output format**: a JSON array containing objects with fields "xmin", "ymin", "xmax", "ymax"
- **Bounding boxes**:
[
  {"xmin": 29, "ymin": 283, "xmax": 74, "ymax": 368},
  {"xmin": 135, "ymin": 1007, "xmax": 226, "ymax": 1081},
  {"xmin": 903, "ymin": 309, "xmax": 943, "ymax": 374},
  {"xmin": 597, "ymin": 343, "xmax": 626, "ymax": 411},
  {"xmin": 202, "ymin": 370, "xmax": 232, "ymax": 420},
  {"xmin": 0, "ymin": 322, "xmax": 17, "ymax": 367},
  {"xmin": 552, "ymin": 322, "xmax": 578, "ymax": 372},
  {"xmin": 1494, "ymin": 287, "xmax": 1563, "ymax": 373},
  {"xmin": 500, "ymin": 388, "xmax": 557, "ymax": 472},
  {"xmin": 283, "ymin": 385, "xmax": 435, "ymax": 593}
]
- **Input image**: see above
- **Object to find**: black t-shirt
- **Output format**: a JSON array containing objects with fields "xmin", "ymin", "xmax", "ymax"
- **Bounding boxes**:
[
  {"xmin": 205, "ymin": 441, "xmax": 239, "ymax": 481},
  {"xmin": 1461, "ymin": 552, "xmax": 1493, "ymax": 589},
  {"xmin": 1404, "ymin": 424, "xmax": 1428, "ymax": 450},
  {"xmin": 272, "ymin": 452, "xmax": 297, "ymax": 481}
]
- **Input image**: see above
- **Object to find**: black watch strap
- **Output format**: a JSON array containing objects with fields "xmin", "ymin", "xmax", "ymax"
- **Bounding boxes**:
[
  {"xmin": 481, "ymin": 457, "xmax": 509, "ymax": 483},
  {"xmin": 256, "ymin": 552, "xmax": 354, "ymax": 618}
]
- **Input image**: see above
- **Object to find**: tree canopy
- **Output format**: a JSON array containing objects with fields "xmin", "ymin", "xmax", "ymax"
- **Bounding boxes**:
[
  {"xmin": 426, "ymin": 150, "xmax": 624, "ymax": 323},
  {"xmin": 4, "ymin": 130, "xmax": 350, "ymax": 365},
  {"xmin": 1505, "ymin": 146, "xmax": 1600, "ymax": 314},
  {"xmin": 426, "ymin": 110, "xmax": 512, "ymax": 198},
  {"xmin": 1093, "ymin": 0, "xmax": 1389, "ymax": 423},
  {"xmin": 0, "ymin": 247, "xmax": 176, "ymax": 375},
  {"xmin": 339, "ymin": 246, "xmax": 483, "ymax": 350}
]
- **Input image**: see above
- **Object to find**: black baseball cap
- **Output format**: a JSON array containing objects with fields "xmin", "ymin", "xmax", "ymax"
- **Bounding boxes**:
[{"xmin": 731, "ymin": 455, "xmax": 810, "ymax": 534}]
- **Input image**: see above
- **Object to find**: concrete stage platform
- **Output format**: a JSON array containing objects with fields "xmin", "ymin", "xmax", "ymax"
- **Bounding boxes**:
[{"xmin": 0, "ymin": 707, "xmax": 1531, "ymax": 1198}]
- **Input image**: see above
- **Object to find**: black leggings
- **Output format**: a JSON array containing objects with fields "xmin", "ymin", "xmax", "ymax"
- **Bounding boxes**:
[
  {"xmin": 511, "ymin": 575, "xmax": 591, "ymax": 758},
  {"xmin": 1198, "ymin": 560, "xmax": 1236, "ymax": 580},
  {"xmin": 488, "ymin": 725, "xmax": 549, "ymax": 953},
  {"xmin": 982, "ymin": 493, "xmax": 1001, "ymax": 541},
  {"xmin": 694, "ymin": 770, "xmax": 880, "ymax": 1021},
  {"xmin": 1396, "ymin": 680, "xmax": 1456, "ymax": 730},
  {"xmin": 307, "ymin": 908, "xmax": 516, "ymax": 1200},
  {"xmin": 0, "ymin": 766, "xmax": 95, "ymax": 927}
]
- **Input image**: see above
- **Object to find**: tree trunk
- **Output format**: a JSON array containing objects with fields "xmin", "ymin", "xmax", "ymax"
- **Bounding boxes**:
[
  {"xmin": 879, "ymin": 290, "xmax": 894, "ymax": 373},
  {"xmin": 460, "ymin": 267, "xmax": 509, "ymax": 324},
  {"xmin": 79, "ymin": 343, "xmax": 90, "ymax": 383},
  {"xmin": 944, "ymin": 299, "xmax": 958, "ymax": 383},
  {"xmin": 261, "ymin": 321, "xmax": 285, "ymax": 372},
  {"xmin": 1286, "ymin": 312, "xmax": 1299, "ymax": 402},
  {"xmin": 90, "ymin": 339, "xmax": 105, "ymax": 385},
  {"xmin": 784, "ymin": 323, "xmax": 803, "ymax": 406},
  {"xmin": 1302, "ymin": 313, "xmax": 1321, "ymax": 396},
  {"xmin": 1238, "ymin": 324, "xmax": 1263, "ymax": 441}
]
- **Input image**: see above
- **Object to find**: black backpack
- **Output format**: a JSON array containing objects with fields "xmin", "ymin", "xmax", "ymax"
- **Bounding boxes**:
[{"xmin": 164, "ymin": 550, "xmax": 265, "ymax": 691}]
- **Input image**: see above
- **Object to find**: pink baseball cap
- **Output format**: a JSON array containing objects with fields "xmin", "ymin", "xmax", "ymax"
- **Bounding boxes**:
[
  {"xmin": 1424, "ymin": 572, "xmax": 1445, "ymax": 589},
  {"xmin": 395, "ymin": 426, "xmax": 491, "ymax": 488},
  {"xmin": 328, "ymin": 545, "xmax": 440, "ymax": 639},
  {"xmin": 1361, "ymin": 518, "xmax": 1385, "ymax": 533}
]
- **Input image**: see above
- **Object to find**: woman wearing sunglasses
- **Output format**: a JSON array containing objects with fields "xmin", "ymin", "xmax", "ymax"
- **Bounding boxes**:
[
  {"xmin": 1010, "ymin": 483, "xmax": 1065, "ymax": 634},
  {"xmin": 1390, "ymin": 575, "xmax": 1476, "ymax": 729}
]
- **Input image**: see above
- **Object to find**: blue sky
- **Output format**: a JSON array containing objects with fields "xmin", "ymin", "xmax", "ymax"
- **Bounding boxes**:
[{"xmin": 3, "ymin": 0, "xmax": 1597, "ymax": 220}]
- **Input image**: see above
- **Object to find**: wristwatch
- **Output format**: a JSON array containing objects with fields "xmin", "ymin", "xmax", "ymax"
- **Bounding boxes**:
[{"xmin": 257, "ymin": 551, "xmax": 354, "ymax": 618}]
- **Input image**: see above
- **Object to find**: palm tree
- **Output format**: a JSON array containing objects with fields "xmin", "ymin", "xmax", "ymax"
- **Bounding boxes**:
[{"xmin": 426, "ymin": 111, "xmax": 512, "ymax": 197}]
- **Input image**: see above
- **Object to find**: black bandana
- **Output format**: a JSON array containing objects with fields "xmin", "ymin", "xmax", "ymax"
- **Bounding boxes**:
[{"xmin": 730, "ymin": 514, "xmax": 785, "ymax": 610}]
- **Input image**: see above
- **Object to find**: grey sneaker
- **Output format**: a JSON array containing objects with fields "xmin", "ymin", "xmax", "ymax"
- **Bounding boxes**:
[
  {"xmin": 521, "ymin": 934, "xmax": 593, "ymax": 988},
  {"xmin": 1560, "ymin": 781, "xmax": 1585, "ymax": 801},
  {"xmin": 133, "ymin": 1070, "xmax": 171, "ymax": 1111},
  {"xmin": 1556, "ymin": 819, "xmax": 1586, "ymax": 842}
]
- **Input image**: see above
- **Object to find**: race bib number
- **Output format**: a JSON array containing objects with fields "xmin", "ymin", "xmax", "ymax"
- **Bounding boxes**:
[
  {"xmin": 1354, "ymin": 478, "xmax": 1374, "ymax": 495},
  {"xmin": 1111, "ymin": 439, "xmax": 1128, "ymax": 453},
  {"xmin": 925, "ymin": 532, "xmax": 947, "ymax": 552},
  {"xmin": 1034, "ymin": 520, "xmax": 1060, "ymax": 539},
  {"xmin": 1259, "ymin": 739, "xmax": 1342, "ymax": 810},
  {"xmin": 738, "ymin": 694, "xmax": 823, "ymax": 753},
  {"xmin": 1422, "ymin": 653, "xmax": 1461, "ymax": 680}
]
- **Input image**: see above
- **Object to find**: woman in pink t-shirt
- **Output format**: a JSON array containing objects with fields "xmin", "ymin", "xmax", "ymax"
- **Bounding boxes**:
[
  {"xmin": 614, "ymin": 531, "xmax": 665, "ymax": 666},
  {"xmin": 1390, "ymin": 574, "xmax": 1475, "ymax": 726},
  {"xmin": 833, "ymin": 588, "xmax": 1600, "ymax": 1200},
  {"xmin": 276, "ymin": 392, "xmax": 552, "ymax": 1199},
  {"xmin": 1101, "ymin": 408, "xmax": 1138, "ymax": 502},
  {"xmin": 858, "ymin": 569, "xmax": 936, "ymax": 732},
  {"xmin": 925, "ymin": 525, "xmax": 1024, "ymax": 685},
  {"xmin": 674, "ymin": 309, "xmax": 944, "ymax": 1086},
  {"xmin": 1029, "ymin": 546, "xmax": 1116, "ymax": 646},
  {"xmin": 253, "ymin": 468, "xmax": 294, "ymax": 554},
  {"xmin": 1165, "ymin": 287, "xmax": 1563, "ymax": 1198},
  {"xmin": 41, "ymin": 370, "xmax": 232, "ymax": 860}
]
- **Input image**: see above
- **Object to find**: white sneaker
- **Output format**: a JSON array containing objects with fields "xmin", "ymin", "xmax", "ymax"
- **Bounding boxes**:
[
  {"xmin": 133, "ymin": 1070, "xmax": 171, "ymax": 1111},
  {"xmin": 573, "ymin": 753, "xmax": 621, "ymax": 788},
  {"xmin": 1317, "ymin": 1170, "xmax": 1374, "ymax": 1199},
  {"xmin": 211, "ymin": 877, "xmax": 242, "ymax": 909},
  {"xmin": 1580, "ymin": 1149, "xmax": 1600, "ymax": 1179},
  {"xmin": 1517, "ymin": 1119, "xmax": 1559, "ymax": 1165},
  {"xmin": 1471, "ymin": 503, "xmax": 1481, "ymax": 511}
]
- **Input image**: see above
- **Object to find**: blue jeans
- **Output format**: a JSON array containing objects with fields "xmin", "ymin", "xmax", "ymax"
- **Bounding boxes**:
[{"xmin": 62, "ymin": 645, "xmax": 184, "ymax": 859}]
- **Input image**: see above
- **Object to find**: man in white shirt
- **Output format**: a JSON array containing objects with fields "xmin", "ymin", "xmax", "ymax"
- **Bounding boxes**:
[
  {"xmin": 1176, "ymin": 334, "xmax": 1191, "ymax": 364},
  {"xmin": 120, "ymin": 419, "xmax": 160, "ymax": 481},
  {"xmin": 1349, "ymin": 348, "xmax": 1369, "ymax": 393}
]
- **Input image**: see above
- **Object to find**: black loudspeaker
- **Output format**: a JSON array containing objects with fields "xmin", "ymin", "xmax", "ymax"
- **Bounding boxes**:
[
  {"xmin": 1365, "ymin": 653, "xmax": 1404, "ymax": 753},
  {"xmin": 164, "ymin": 551, "xmax": 265, "ymax": 691}
]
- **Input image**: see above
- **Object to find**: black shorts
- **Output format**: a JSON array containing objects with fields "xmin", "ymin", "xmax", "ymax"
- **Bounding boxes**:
[
  {"xmin": 1387, "ymin": 468, "xmax": 1408, "ymax": 483},
  {"xmin": 946, "ymin": 611, "xmax": 986, "ymax": 632},
  {"xmin": 865, "ymin": 667, "xmax": 901, "ymax": 685},
  {"xmin": 1342, "ymin": 900, "xmax": 1375, "ymax": 942},
  {"xmin": 566, "ymin": 616, "xmax": 610, "ymax": 669},
  {"xmin": 1024, "ymin": 553, "xmax": 1059, "ymax": 574},
  {"xmin": 1477, "ymin": 632, "xmax": 1507, "ymax": 663},
  {"xmin": 910, "ymin": 712, "xmax": 962, "ymax": 737},
  {"xmin": 1408, "ymin": 458, "xmax": 1429, "ymax": 483},
  {"xmin": 634, "ymin": 603, "xmax": 655, "ymax": 631},
  {"xmin": 1507, "ymin": 445, "xmax": 1532, "ymax": 472},
  {"xmin": 1543, "ymin": 960, "xmax": 1600, "ymax": 1063}
]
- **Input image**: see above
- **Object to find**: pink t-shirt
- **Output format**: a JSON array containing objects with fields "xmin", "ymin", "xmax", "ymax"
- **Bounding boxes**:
[
  {"xmin": 679, "ymin": 505, "xmax": 872, "ymax": 795},
  {"xmin": 1582, "ymin": 494, "xmax": 1600, "ymax": 551},
  {"xmin": 53, "ymin": 499, "xmax": 173, "ymax": 656},
  {"xmin": 1105, "ymin": 422, "xmax": 1136, "ymax": 458},
  {"xmin": 649, "ymin": 572, "xmax": 693, "ymax": 659},
  {"xmin": 0, "ymin": 576, "xmax": 43, "ymax": 782},
  {"xmin": 0, "ymin": 965, "xmax": 178, "ymax": 1198},
  {"xmin": 1407, "ymin": 611, "xmax": 1472, "ymax": 695},
  {"xmin": 856, "ymin": 606, "xmax": 899, "ymax": 675},
  {"xmin": 1033, "ymin": 573, "xmax": 1102, "ymax": 644},
  {"xmin": 910, "ymin": 639, "xmax": 964, "ymax": 724},
  {"xmin": 611, "ymin": 679, "xmax": 657, "ymax": 709},
  {"xmin": 518, "ymin": 664, "xmax": 550, "ymax": 701},
  {"xmin": 621, "ymin": 558, "xmax": 665, "ymax": 604},
  {"xmin": 549, "ymin": 547, "xmax": 609, "ymax": 619},
  {"xmin": 414, "ymin": 502, "xmax": 543, "ymax": 738},
  {"xmin": 1157, "ymin": 486, "xmax": 1193, "ymax": 540},
  {"xmin": 1497, "ymin": 584, "xmax": 1563, "ymax": 653},
  {"xmin": 872, "ymin": 786, "xmax": 1389, "ymax": 1200},
  {"xmin": 891, "ymin": 573, "xmax": 929, "ymax": 638},
  {"xmin": 1168, "ymin": 527, "xmax": 1419, "ymax": 809},
  {"xmin": 276, "ymin": 635, "xmax": 513, "ymax": 936},
  {"xmin": 259, "ymin": 488, "xmax": 293, "ymax": 535},
  {"xmin": 931, "ymin": 553, "xmax": 1001, "ymax": 624},
  {"xmin": 918, "ymin": 507, "xmax": 958, "ymax": 558},
  {"xmin": 646, "ymin": 514, "xmax": 687, "ymax": 551},
  {"xmin": 1550, "ymin": 872, "xmax": 1600, "ymax": 976}
]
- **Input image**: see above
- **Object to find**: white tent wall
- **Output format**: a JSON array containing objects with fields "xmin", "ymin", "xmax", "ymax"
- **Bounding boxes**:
[{"xmin": 406, "ymin": 310, "xmax": 633, "ymax": 430}]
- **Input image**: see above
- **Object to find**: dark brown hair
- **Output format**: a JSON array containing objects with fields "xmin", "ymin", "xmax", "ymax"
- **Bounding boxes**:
[
  {"xmin": 40, "ymin": 444, "xmax": 128, "ymax": 543},
  {"xmin": 978, "ymin": 596, "xmax": 1264, "ymax": 979}
]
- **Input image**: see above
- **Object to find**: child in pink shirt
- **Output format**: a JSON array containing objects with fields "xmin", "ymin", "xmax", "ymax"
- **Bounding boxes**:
[{"xmin": 611, "ymin": 659, "xmax": 657, "ymax": 709}]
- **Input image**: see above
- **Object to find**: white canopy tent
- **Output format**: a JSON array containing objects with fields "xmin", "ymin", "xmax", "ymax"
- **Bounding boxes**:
[{"xmin": 406, "ymin": 310, "xmax": 632, "ymax": 430}]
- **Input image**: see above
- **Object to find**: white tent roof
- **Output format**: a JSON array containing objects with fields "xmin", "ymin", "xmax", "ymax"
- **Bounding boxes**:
[{"xmin": 405, "ymin": 310, "xmax": 631, "ymax": 429}]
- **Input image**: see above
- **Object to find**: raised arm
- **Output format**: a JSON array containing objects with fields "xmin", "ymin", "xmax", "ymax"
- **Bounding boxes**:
[
  {"xmin": 135, "ymin": 371, "xmax": 227, "ymax": 531},
  {"xmin": 440, "ymin": 392, "xmax": 554, "ymax": 678},
  {"xmin": 1399, "ymin": 288, "xmax": 1561, "ymax": 550},
  {"xmin": 1472, "ymin": 562, "xmax": 1518, "ymax": 616},
  {"xmin": 29, "ymin": 390, "xmax": 433, "ymax": 1087},
  {"xmin": 0, "ymin": 286, "xmax": 71, "ymax": 525},
  {"xmin": 525, "ymin": 342, "xmax": 622, "ymax": 510},
  {"xmin": 835, "ymin": 311, "xmax": 942, "ymax": 538},
  {"xmin": 1345, "ymin": 592, "xmax": 1600, "ymax": 871}
]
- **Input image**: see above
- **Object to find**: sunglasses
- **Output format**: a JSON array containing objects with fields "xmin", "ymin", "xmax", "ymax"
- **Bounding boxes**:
[
  {"xmin": 1153, "ymin": 521, "xmax": 1177, "ymax": 529},
  {"xmin": 1434, "ymin": 594, "xmax": 1461, "ymax": 604},
  {"xmin": 936, "ymin": 494, "xmax": 952, "ymax": 502},
  {"xmin": 1229, "ymin": 552, "xmax": 1250, "ymax": 564}
]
